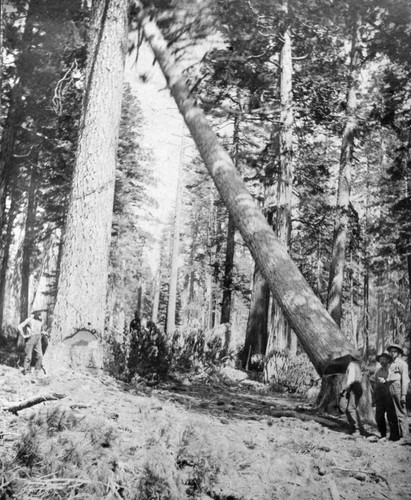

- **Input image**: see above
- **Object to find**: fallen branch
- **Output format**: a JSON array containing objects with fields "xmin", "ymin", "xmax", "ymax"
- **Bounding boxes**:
[
  {"xmin": 332, "ymin": 466, "xmax": 390, "ymax": 489},
  {"xmin": 3, "ymin": 393, "xmax": 66, "ymax": 415}
]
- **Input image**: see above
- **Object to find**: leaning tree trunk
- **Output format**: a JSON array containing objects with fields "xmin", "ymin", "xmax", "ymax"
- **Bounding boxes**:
[
  {"xmin": 327, "ymin": 11, "xmax": 361, "ymax": 327},
  {"xmin": 138, "ymin": 5, "xmax": 358, "ymax": 376},
  {"xmin": 52, "ymin": 0, "xmax": 127, "ymax": 361}
]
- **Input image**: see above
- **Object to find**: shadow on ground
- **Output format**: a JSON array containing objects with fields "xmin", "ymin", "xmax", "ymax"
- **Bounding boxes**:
[{"xmin": 149, "ymin": 381, "xmax": 355, "ymax": 435}]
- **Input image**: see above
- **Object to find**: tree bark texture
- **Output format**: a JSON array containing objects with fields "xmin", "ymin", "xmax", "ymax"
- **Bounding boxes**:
[
  {"xmin": 270, "ymin": 6, "xmax": 295, "ymax": 355},
  {"xmin": 327, "ymin": 11, "xmax": 361, "ymax": 327},
  {"xmin": 52, "ymin": 0, "xmax": 127, "ymax": 343},
  {"xmin": 138, "ymin": 7, "xmax": 358, "ymax": 375},
  {"xmin": 406, "ymin": 130, "xmax": 411, "ymax": 297},
  {"xmin": 242, "ymin": 267, "xmax": 270, "ymax": 367},
  {"xmin": 220, "ymin": 212, "xmax": 235, "ymax": 324},
  {"xmin": 0, "ymin": 0, "xmax": 82, "ymax": 230},
  {"xmin": 20, "ymin": 163, "xmax": 38, "ymax": 323},
  {"xmin": 31, "ymin": 230, "xmax": 61, "ymax": 329},
  {"xmin": 0, "ymin": 201, "xmax": 16, "ymax": 338},
  {"xmin": 221, "ymin": 113, "xmax": 239, "ymax": 325}
]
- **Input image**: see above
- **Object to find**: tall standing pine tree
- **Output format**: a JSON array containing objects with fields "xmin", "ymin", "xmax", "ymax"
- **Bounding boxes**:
[{"xmin": 52, "ymin": 0, "xmax": 127, "ymax": 355}]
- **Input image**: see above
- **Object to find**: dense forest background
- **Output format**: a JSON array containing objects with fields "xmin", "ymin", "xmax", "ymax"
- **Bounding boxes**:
[{"xmin": 1, "ymin": 0, "xmax": 410, "ymax": 383}]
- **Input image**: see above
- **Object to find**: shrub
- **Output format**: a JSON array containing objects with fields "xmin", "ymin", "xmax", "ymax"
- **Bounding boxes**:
[{"xmin": 265, "ymin": 351, "xmax": 318, "ymax": 394}]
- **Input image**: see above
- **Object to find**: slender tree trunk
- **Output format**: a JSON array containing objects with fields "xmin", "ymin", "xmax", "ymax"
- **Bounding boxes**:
[
  {"xmin": 221, "ymin": 213, "xmax": 235, "ymax": 324},
  {"xmin": 20, "ymin": 163, "xmax": 38, "ymax": 322},
  {"xmin": 150, "ymin": 269, "xmax": 160, "ymax": 324},
  {"xmin": 327, "ymin": 11, "xmax": 361, "ymax": 326},
  {"xmin": 406, "ymin": 130, "xmax": 411, "ymax": 295},
  {"xmin": 362, "ymin": 159, "xmax": 371, "ymax": 359},
  {"xmin": 52, "ymin": 0, "xmax": 127, "ymax": 348},
  {"xmin": 0, "ymin": 0, "xmax": 37, "ymax": 230},
  {"xmin": 220, "ymin": 113, "xmax": 239, "ymax": 324},
  {"xmin": 166, "ymin": 126, "xmax": 185, "ymax": 336},
  {"xmin": 139, "ymin": 8, "xmax": 358, "ymax": 376},
  {"xmin": 0, "ymin": 200, "xmax": 16, "ymax": 338}
]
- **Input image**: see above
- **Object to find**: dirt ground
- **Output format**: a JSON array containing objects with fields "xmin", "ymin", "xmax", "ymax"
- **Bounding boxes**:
[{"xmin": 1, "ymin": 363, "xmax": 411, "ymax": 500}]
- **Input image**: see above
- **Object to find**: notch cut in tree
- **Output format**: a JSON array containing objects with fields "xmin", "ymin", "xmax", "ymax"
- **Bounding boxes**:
[{"xmin": 135, "ymin": 3, "xmax": 359, "ymax": 376}]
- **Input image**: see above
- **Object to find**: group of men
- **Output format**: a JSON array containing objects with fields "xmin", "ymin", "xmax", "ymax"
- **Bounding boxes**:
[{"xmin": 342, "ymin": 344, "xmax": 409, "ymax": 443}]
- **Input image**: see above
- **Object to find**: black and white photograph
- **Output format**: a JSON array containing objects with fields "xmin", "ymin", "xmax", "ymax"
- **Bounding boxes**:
[{"xmin": 0, "ymin": 0, "xmax": 410, "ymax": 498}]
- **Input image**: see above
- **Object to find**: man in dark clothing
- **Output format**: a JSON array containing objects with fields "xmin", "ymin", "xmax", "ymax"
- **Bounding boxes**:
[
  {"xmin": 130, "ymin": 312, "xmax": 141, "ymax": 333},
  {"xmin": 340, "ymin": 355, "xmax": 363, "ymax": 437},
  {"xmin": 374, "ymin": 352, "xmax": 395, "ymax": 440}
]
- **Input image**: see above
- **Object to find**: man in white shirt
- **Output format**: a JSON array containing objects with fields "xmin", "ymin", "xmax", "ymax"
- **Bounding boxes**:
[
  {"xmin": 18, "ymin": 310, "xmax": 44, "ymax": 375},
  {"xmin": 386, "ymin": 344, "xmax": 409, "ymax": 444}
]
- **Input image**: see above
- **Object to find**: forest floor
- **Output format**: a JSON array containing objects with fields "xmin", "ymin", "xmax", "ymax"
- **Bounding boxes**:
[{"xmin": 1, "ymin": 361, "xmax": 411, "ymax": 500}]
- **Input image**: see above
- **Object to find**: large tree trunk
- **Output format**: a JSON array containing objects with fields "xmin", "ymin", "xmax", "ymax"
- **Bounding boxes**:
[
  {"xmin": 138, "ymin": 6, "xmax": 358, "ymax": 375},
  {"xmin": 52, "ymin": 0, "xmax": 127, "ymax": 355},
  {"xmin": 327, "ymin": 11, "xmax": 361, "ymax": 327}
]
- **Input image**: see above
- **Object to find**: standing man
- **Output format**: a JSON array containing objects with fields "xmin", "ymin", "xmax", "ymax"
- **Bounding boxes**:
[
  {"xmin": 374, "ymin": 352, "xmax": 395, "ymax": 440},
  {"xmin": 341, "ymin": 354, "xmax": 363, "ymax": 437},
  {"xmin": 18, "ymin": 310, "xmax": 43, "ymax": 376},
  {"xmin": 387, "ymin": 344, "xmax": 409, "ymax": 443}
]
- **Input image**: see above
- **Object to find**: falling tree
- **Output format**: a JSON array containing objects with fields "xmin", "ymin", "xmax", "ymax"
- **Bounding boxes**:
[{"xmin": 135, "ymin": 3, "xmax": 358, "ymax": 376}]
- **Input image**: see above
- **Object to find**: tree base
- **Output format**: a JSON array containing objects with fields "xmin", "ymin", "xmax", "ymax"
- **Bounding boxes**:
[{"xmin": 45, "ymin": 342, "xmax": 103, "ymax": 375}]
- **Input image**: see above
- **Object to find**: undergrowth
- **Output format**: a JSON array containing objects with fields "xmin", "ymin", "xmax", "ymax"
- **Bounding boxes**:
[
  {"xmin": 1, "ymin": 406, "xmax": 226, "ymax": 499},
  {"xmin": 104, "ymin": 323, "xmax": 233, "ymax": 385}
]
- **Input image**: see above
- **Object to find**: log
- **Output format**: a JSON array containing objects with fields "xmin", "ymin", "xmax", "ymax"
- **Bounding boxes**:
[{"xmin": 3, "ymin": 393, "xmax": 66, "ymax": 414}]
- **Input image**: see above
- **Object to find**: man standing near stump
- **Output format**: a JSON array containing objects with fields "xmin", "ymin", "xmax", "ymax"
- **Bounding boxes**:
[{"xmin": 386, "ymin": 344, "xmax": 409, "ymax": 444}]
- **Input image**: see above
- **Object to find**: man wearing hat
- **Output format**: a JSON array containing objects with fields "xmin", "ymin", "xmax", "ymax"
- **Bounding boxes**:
[
  {"xmin": 386, "ymin": 344, "xmax": 409, "ymax": 443},
  {"xmin": 374, "ymin": 352, "xmax": 395, "ymax": 440}
]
